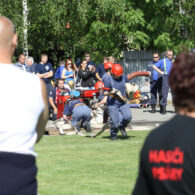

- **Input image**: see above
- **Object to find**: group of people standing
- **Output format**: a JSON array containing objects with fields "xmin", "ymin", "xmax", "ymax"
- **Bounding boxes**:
[
  {"xmin": 147, "ymin": 50, "xmax": 174, "ymax": 114},
  {"xmin": 1, "ymin": 15, "xmax": 195, "ymax": 195}
]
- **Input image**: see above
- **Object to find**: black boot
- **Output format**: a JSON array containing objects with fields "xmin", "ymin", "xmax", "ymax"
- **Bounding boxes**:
[
  {"xmin": 119, "ymin": 126, "xmax": 127, "ymax": 136},
  {"xmin": 160, "ymin": 105, "xmax": 163, "ymax": 114},
  {"xmin": 161, "ymin": 106, "xmax": 166, "ymax": 114},
  {"xmin": 151, "ymin": 105, "xmax": 156, "ymax": 113}
]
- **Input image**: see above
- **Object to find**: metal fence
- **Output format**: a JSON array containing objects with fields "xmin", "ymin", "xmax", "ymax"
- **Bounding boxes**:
[
  {"xmin": 120, "ymin": 50, "xmax": 172, "ymax": 101},
  {"xmin": 120, "ymin": 50, "xmax": 153, "ymax": 92}
]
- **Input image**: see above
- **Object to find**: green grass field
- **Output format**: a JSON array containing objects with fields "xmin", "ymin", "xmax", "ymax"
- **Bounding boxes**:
[{"xmin": 35, "ymin": 130, "xmax": 150, "ymax": 195}]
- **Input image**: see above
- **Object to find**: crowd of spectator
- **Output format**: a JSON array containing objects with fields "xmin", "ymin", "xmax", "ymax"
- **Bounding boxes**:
[{"xmin": 14, "ymin": 52, "xmax": 117, "ymax": 93}]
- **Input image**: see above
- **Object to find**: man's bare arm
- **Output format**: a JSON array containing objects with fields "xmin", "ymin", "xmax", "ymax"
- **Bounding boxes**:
[
  {"xmin": 43, "ymin": 71, "xmax": 53, "ymax": 78},
  {"xmin": 96, "ymin": 72, "xmax": 102, "ymax": 81},
  {"xmin": 36, "ymin": 72, "xmax": 48, "ymax": 78},
  {"xmin": 153, "ymin": 65, "xmax": 164, "ymax": 75},
  {"xmin": 36, "ymin": 80, "xmax": 49, "ymax": 142}
]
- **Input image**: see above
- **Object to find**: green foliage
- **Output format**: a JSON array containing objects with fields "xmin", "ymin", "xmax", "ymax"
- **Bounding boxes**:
[
  {"xmin": 0, "ymin": 0, "xmax": 194, "ymax": 62},
  {"xmin": 154, "ymin": 33, "xmax": 172, "ymax": 51}
]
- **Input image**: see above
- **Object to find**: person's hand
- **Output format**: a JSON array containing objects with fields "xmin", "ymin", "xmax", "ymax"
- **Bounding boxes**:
[
  {"xmin": 63, "ymin": 115, "xmax": 68, "ymax": 120},
  {"xmin": 54, "ymin": 108, "xmax": 58, "ymax": 115},
  {"xmin": 92, "ymin": 66, "xmax": 96, "ymax": 72},
  {"xmin": 111, "ymin": 89, "xmax": 116, "ymax": 94},
  {"xmin": 88, "ymin": 65, "xmax": 93, "ymax": 71},
  {"xmin": 104, "ymin": 91, "xmax": 108, "ymax": 96},
  {"xmin": 145, "ymin": 81, "xmax": 149, "ymax": 86},
  {"xmin": 161, "ymin": 71, "xmax": 164, "ymax": 75},
  {"xmin": 69, "ymin": 74, "xmax": 73, "ymax": 78},
  {"xmin": 92, "ymin": 104, "xmax": 98, "ymax": 109}
]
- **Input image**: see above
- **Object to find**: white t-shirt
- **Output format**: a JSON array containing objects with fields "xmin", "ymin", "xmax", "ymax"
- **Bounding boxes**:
[{"xmin": 0, "ymin": 63, "xmax": 45, "ymax": 157}]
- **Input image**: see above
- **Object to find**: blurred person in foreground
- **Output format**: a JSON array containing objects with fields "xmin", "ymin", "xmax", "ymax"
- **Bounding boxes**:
[
  {"xmin": 0, "ymin": 16, "xmax": 48, "ymax": 194},
  {"xmin": 133, "ymin": 52, "xmax": 195, "ymax": 195}
]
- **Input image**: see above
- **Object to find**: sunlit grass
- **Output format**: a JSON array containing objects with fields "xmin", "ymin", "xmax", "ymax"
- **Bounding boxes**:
[{"xmin": 35, "ymin": 130, "xmax": 150, "ymax": 195}]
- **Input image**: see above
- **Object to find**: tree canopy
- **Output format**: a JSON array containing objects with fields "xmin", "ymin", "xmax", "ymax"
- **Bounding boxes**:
[{"xmin": 0, "ymin": 0, "xmax": 194, "ymax": 64}]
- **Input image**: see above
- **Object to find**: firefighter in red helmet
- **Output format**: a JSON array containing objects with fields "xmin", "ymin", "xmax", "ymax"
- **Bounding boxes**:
[{"xmin": 102, "ymin": 63, "xmax": 132, "ymax": 140}]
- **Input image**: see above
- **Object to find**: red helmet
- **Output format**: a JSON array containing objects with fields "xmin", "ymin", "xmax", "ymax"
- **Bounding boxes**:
[
  {"xmin": 95, "ymin": 81, "xmax": 104, "ymax": 90},
  {"xmin": 104, "ymin": 61, "xmax": 113, "ymax": 70},
  {"xmin": 111, "ymin": 64, "xmax": 123, "ymax": 76}
]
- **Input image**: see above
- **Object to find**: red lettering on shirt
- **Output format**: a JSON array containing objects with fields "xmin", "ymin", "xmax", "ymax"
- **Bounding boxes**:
[
  {"xmin": 149, "ymin": 148, "xmax": 184, "ymax": 181},
  {"xmin": 149, "ymin": 148, "xmax": 184, "ymax": 164},
  {"xmin": 151, "ymin": 166, "xmax": 183, "ymax": 181}
]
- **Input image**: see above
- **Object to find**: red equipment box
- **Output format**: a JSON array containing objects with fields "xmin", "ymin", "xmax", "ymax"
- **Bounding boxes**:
[{"xmin": 79, "ymin": 89, "xmax": 99, "ymax": 98}]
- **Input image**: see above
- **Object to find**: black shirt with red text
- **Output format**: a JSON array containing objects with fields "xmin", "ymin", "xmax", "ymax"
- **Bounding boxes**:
[{"xmin": 133, "ymin": 115, "xmax": 195, "ymax": 195}]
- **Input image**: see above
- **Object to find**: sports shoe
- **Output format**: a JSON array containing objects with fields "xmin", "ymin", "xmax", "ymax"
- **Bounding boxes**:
[
  {"xmin": 151, "ymin": 104, "xmax": 156, "ymax": 113},
  {"xmin": 110, "ymin": 135, "xmax": 117, "ymax": 141},
  {"xmin": 119, "ymin": 127, "xmax": 127, "ymax": 136},
  {"xmin": 73, "ymin": 120, "xmax": 82, "ymax": 134},
  {"xmin": 84, "ymin": 121, "xmax": 91, "ymax": 132}
]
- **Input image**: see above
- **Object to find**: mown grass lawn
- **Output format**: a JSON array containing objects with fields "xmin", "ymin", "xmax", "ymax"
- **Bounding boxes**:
[{"xmin": 35, "ymin": 130, "xmax": 150, "ymax": 195}]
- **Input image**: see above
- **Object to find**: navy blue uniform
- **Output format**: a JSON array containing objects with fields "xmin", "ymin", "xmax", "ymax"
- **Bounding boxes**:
[
  {"xmin": 35, "ymin": 62, "xmax": 54, "ymax": 96},
  {"xmin": 147, "ymin": 61, "xmax": 162, "ymax": 105},
  {"xmin": 103, "ymin": 74, "xmax": 132, "ymax": 137},
  {"xmin": 63, "ymin": 99, "xmax": 91, "ymax": 128},
  {"xmin": 96, "ymin": 63, "xmax": 106, "ymax": 78},
  {"xmin": 155, "ymin": 58, "xmax": 172, "ymax": 106}
]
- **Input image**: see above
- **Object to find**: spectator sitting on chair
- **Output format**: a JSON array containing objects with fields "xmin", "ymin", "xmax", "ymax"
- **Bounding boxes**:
[{"xmin": 49, "ymin": 79, "xmax": 70, "ymax": 120}]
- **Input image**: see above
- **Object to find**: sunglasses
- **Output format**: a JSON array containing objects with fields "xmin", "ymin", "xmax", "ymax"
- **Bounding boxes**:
[{"xmin": 153, "ymin": 56, "xmax": 159, "ymax": 58}]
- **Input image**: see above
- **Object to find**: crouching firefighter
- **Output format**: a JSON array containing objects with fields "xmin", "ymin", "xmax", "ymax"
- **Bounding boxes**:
[
  {"xmin": 103, "ymin": 64, "xmax": 132, "ymax": 140},
  {"xmin": 63, "ymin": 90, "xmax": 91, "ymax": 135}
]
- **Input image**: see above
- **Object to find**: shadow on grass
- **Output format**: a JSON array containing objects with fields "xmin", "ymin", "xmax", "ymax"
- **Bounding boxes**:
[
  {"xmin": 143, "ymin": 110, "xmax": 175, "ymax": 114},
  {"xmin": 101, "ymin": 135, "xmax": 135, "ymax": 140}
]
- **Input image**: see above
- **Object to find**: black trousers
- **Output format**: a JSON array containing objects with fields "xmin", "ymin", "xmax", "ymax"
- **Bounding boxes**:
[{"xmin": 0, "ymin": 152, "xmax": 37, "ymax": 195}]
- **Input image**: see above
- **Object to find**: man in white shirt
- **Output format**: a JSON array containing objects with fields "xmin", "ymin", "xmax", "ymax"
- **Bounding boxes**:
[{"xmin": 0, "ymin": 16, "xmax": 48, "ymax": 195}]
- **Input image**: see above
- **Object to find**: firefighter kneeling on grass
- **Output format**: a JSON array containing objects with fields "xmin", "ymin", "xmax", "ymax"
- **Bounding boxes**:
[{"xmin": 63, "ymin": 90, "xmax": 91, "ymax": 136}]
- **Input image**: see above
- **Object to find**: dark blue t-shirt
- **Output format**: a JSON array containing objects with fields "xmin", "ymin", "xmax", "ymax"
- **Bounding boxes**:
[
  {"xmin": 146, "ymin": 61, "xmax": 161, "ymax": 82},
  {"xmin": 35, "ymin": 62, "xmax": 53, "ymax": 83},
  {"xmin": 96, "ymin": 63, "xmax": 106, "ymax": 78},
  {"xmin": 103, "ymin": 74, "xmax": 128, "ymax": 105}
]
